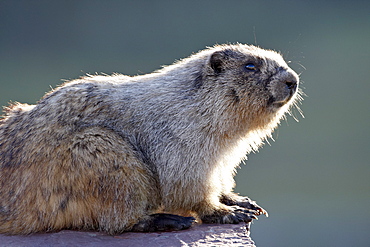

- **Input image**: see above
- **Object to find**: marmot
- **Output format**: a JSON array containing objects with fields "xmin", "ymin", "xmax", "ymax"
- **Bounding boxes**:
[{"xmin": 0, "ymin": 44, "xmax": 301, "ymax": 235}]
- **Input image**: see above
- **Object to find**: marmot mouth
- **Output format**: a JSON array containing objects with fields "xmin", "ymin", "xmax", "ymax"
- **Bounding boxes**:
[{"xmin": 272, "ymin": 99, "xmax": 291, "ymax": 108}]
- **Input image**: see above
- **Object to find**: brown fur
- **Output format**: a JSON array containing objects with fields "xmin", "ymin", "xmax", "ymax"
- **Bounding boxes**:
[{"xmin": 0, "ymin": 44, "xmax": 301, "ymax": 234}]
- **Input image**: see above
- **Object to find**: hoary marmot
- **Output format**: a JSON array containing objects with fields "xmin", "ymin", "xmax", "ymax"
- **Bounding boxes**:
[{"xmin": 0, "ymin": 44, "xmax": 301, "ymax": 234}]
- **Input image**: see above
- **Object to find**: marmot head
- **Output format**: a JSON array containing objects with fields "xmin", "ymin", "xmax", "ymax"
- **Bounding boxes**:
[{"xmin": 202, "ymin": 44, "xmax": 300, "ymax": 117}]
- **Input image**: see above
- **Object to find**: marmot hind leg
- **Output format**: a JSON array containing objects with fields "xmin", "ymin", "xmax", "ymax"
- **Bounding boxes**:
[
  {"xmin": 67, "ymin": 126, "xmax": 162, "ymax": 234},
  {"xmin": 0, "ymin": 126, "xmax": 161, "ymax": 234}
]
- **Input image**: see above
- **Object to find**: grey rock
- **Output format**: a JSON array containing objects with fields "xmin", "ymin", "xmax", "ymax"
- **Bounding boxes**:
[{"xmin": 0, "ymin": 223, "xmax": 256, "ymax": 247}]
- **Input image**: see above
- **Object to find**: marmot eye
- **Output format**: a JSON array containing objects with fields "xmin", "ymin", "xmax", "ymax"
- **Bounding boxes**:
[{"xmin": 245, "ymin": 63, "xmax": 256, "ymax": 71}]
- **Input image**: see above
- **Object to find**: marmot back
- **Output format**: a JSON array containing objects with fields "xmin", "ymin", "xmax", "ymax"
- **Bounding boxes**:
[{"xmin": 0, "ymin": 43, "xmax": 302, "ymax": 234}]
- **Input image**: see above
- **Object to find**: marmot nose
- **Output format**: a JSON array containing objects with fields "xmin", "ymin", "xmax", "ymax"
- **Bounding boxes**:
[
  {"xmin": 278, "ymin": 67, "xmax": 298, "ymax": 92},
  {"xmin": 282, "ymin": 71, "xmax": 298, "ymax": 93}
]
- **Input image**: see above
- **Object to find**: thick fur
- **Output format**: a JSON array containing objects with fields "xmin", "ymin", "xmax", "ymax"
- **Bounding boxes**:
[{"xmin": 0, "ymin": 44, "xmax": 301, "ymax": 234}]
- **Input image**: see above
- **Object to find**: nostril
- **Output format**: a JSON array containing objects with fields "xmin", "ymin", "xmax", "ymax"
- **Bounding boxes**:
[{"xmin": 285, "ymin": 80, "xmax": 297, "ymax": 90}]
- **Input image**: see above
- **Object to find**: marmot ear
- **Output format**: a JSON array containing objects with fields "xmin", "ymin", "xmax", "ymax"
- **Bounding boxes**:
[{"xmin": 210, "ymin": 51, "xmax": 225, "ymax": 74}]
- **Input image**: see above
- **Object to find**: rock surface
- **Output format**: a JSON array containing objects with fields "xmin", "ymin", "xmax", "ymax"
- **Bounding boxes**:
[{"xmin": 0, "ymin": 223, "xmax": 256, "ymax": 247}]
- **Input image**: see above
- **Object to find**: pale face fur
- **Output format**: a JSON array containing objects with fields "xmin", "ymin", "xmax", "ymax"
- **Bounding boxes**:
[{"xmin": 0, "ymin": 44, "xmax": 301, "ymax": 234}]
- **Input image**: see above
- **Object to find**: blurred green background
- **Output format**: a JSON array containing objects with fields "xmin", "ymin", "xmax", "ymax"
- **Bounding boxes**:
[{"xmin": 1, "ymin": 1, "xmax": 369, "ymax": 246}]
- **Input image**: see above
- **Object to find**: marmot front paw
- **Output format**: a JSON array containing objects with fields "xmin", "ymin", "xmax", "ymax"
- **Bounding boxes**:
[
  {"xmin": 201, "ymin": 206, "xmax": 258, "ymax": 224},
  {"xmin": 221, "ymin": 194, "xmax": 268, "ymax": 217}
]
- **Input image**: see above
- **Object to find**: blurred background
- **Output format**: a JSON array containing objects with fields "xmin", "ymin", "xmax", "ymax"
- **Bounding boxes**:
[{"xmin": 0, "ymin": 1, "xmax": 369, "ymax": 246}]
